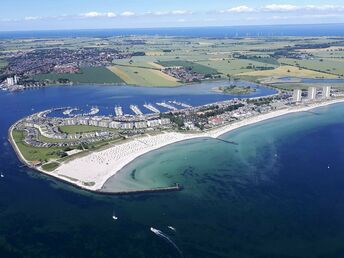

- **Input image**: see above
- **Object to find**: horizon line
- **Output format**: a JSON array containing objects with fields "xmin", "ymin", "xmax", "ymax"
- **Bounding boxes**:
[{"xmin": 0, "ymin": 22, "xmax": 343, "ymax": 34}]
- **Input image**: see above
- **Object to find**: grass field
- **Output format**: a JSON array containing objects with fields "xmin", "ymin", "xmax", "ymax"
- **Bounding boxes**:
[
  {"xmin": 157, "ymin": 60, "xmax": 219, "ymax": 75},
  {"xmin": 279, "ymin": 58, "xmax": 344, "ymax": 77},
  {"xmin": 108, "ymin": 63, "xmax": 180, "ymax": 87},
  {"xmin": 238, "ymin": 65, "xmax": 337, "ymax": 79},
  {"xmin": 59, "ymin": 125, "xmax": 113, "ymax": 134},
  {"xmin": 41, "ymin": 162, "xmax": 60, "ymax": 171},
  {"xmin": 196, "ymin": 59, "xmax": 278, "ymax": 76},
  {"xmin": 33, "ymin": 67, "xmax": 124, "ymax": 84},
  {"xmin": 12, "ymin": 130, "xmax": 64, "ymax": 162}
]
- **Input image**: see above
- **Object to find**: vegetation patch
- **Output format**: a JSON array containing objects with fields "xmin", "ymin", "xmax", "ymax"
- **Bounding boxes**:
[
  {"xmin": 41, "ymin": 162, "xmax": 60, "ymax": 172},
  {"xmin": 212, "ymin": 85, "xmax": 256, "ymax": 95},
  {"xmin": 238, "ymin": 65, "xmax": 337, "ymax": 79},
  {"xmin": 58, "ymin": 125, "xmax": 110, "ymax": 134},
  {"xmin": 108, "ymin": 64, "xmax": 180, "ymax": 87},
  {"xmin": 12, "ymin": 130, "xmax": 65, "ymax": 162},
  {"xmin": 157, "ymin": 60, "xmax": 219, "ymax": 75},
  {"xmin": 33, "ymin": 67, "xmax": 124, "ymax": 84}
]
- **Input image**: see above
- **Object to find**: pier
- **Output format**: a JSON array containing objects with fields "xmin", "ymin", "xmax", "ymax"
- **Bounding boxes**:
[
  {"xmin": 130, "ymin": 105, "xmax": 143, "ymax": 115},
  {"xmin": 63, "ymin": 108, "xmax": 78, "ymax": 116},
  {"xmin": 143, "ymin": 103, "xmax": 160, "ymax": 113},
  {"xmin": 114, "ymin": 106, "xmax": 123, "ymax": 117},
  {"xmin": 215, "ymin": 138, "xmax": 239, "ymax": 145},
  {"xmin": 169, "ymin": 100, "xmax": 192, "ymax": 109},
  {"xmin": 156, "ymin": 102, "xmax": 178, "ymax": 111},
  {"xmin": 98, "ymin": 183, "xmax": 182, "ymax": 195},
  {"xmin": 82, "ymin": 106, "xmax": 99, "ymax": 116}
]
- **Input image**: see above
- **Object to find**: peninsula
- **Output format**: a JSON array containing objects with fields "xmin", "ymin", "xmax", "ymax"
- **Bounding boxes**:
[{"xmin": 8, "ymin": 86, "xmax": 344, "ymax": 193}]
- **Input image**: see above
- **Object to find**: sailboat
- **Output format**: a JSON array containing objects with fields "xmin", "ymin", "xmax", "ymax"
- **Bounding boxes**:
[{"xmin": 112, "ymin": 210, "xmax": 118, "ymax": 220}]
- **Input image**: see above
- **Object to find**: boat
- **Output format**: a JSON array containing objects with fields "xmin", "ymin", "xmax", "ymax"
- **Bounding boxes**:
[
  {"xmin": 112, "ymin": 215, "xmax": 118, "ymax": 220},
  {"xmin": 168, "ymin": 226, "xmax": 176, "ymax": 232},
  {"xmin": 150, "ymin": 227, "xmax": 159, "ymax": 234},
  {"xmin": 0, "ymin": 172, "xmax": 4, "ymax": 178}
]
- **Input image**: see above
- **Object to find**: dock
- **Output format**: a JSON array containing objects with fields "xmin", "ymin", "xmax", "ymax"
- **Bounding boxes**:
[
  {"xmin": 83, "ymin": 106, "xmax": 99, "ymax": 116},
  {"xmin": 114, "ymin": 106, "xmax": 123, "ymax": 117},
  {"xmin": 143, "ymin": 103, "xmax": 160, "ymax": 113},
  {"xmin": 169, "ymin": 100, "xmax": 192, "ymax": 109},
  {"xmin": 130, "ymin": 105, "xmax": 143, "ymax": 115},
  {"xmin": 63, "ymin": 108, "xmax": 78, "ymax": 116},
  {"xmin": 98, "ymin": 183, "xmax": 183, "ymax": 195},
  {"xmin": 156, "ymin": 102, "xmax": 178, "ymax": 111}
]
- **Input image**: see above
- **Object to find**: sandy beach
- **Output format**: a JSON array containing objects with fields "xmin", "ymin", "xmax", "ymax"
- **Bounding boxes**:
[{"xmin": 10, "ymin": 98, "xmax": 344, "ymax": 192}]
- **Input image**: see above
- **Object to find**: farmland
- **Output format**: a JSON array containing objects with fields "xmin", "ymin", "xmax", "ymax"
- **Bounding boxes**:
[
  {"xmin": 1, "ymin": 35, "xmax": 344, "ymax": 88},
  {"xmin": 108, "ymin": 61, "xmax": 180, "ymax": 87},
  {"xmin": 33, "ymin": 67, "xmax": 124, "ymax": 84}
]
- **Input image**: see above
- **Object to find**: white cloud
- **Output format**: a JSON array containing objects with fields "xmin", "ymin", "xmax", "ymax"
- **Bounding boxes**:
[
  {"xmin": 24, "ymin": 16, "xmax": 41, "ymax": 21},
  {"xmin": 120, "ymin": 11, "xmax": 135, "ymax": 17},
  {"xmin": 171, "ymin": 10, "xmax": 191, "ymax": 15},
  {"xmin": 264, "ymin": 4, "xmax": 299, "ymax": 12},
  {"xmin": 81, "ymin": 12, "xmax": 116, "ymax": 18},
  {"xmin": 264, "ymin": 4, "xmax": 344, "ymax": 13},
  {"xmin": 224, "ymin": 5, "xmax": 255, "ymax": 13}
]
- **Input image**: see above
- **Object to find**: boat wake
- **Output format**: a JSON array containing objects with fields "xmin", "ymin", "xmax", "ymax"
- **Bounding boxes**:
[{"xmin": 150, "ymin": 227, "xmax": 182, "ymax": 256}]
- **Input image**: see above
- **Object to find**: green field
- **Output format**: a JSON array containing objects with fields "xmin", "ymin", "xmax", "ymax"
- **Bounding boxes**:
[
  {"xmin": 33, "ymin": 67, "xmax": 124, "ymax": 84},
  {"xmin": 279, "ymin": 58, "xmax": 344, "ymax": 77},
  {"xmin": 41, "ymin": 162, "xmax": 60, "ymax": 171},
  {"xmin": 58, "ymin": 125, "xmax": 113, "ymax": 134},
  {"xmin": 12, "ymin": 130, "xmax": 64, "ymax": 162},
  {"xmin": 109, "ymin": 63, "xmax": 180, "ymax": 87},
  {"xmin": 157, "ymin": 60, "xmax": 219, "ymax": 75}
]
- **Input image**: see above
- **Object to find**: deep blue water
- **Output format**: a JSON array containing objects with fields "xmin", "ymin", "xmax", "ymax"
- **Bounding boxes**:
[
  {"xmin": 2, "ymin": 85, "xmax": 344, "ymax": 257},
  {"xmin": 1, "ymin": 23, "xmax": 344, "ymax": 39}
]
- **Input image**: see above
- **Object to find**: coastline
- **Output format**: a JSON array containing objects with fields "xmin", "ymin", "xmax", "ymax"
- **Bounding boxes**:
[{"xmin": 9, "ymin": 97, "xmax": 344, "ymax": 193}]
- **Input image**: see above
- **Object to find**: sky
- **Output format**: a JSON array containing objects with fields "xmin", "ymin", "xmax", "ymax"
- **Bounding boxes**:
[{"xmin": 1, "ymin": 0, "xmax": 344, "ymax": 31}]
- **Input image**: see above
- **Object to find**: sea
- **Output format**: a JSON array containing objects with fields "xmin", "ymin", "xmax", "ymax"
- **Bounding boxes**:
[
  {"xmin": 1, "ymin": 23, "xmax": 344, "ymax": 39},
  {"xmin": 1, "ymin": 82, "xmax": 344, "ymax": 257}
]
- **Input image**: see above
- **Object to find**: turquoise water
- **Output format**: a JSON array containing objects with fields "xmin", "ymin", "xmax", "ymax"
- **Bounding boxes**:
[{"xmin": 2, "ymin": 84, "xmax": 344, "ymax": 256}]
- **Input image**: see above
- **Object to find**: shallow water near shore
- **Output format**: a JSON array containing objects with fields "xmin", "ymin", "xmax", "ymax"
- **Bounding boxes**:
[{"xmin": 2, "ymin": 85, "xmax": 344, "ymax": 257}]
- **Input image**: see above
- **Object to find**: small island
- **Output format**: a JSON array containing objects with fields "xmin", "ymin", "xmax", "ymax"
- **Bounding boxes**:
[{"xmin": 212, "ymin": 85, "xmax": 256, "ymax": 95}]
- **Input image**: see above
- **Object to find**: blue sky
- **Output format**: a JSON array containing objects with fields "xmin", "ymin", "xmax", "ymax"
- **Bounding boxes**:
[{"xmin": 1, "ymin": 0, "xmax": 344, "ymax": 31}]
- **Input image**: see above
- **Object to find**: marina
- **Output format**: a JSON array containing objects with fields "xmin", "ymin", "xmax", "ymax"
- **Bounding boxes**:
[
  {"xmin": 114, "ymin": 106, "xmax": 123, "ymax": 117},
  {"xmin": 83, "ymin": 106, "xmax": 99, "ymax": 116},
  {"xmin": 168, "ymin": 100, "xmax": 192, "ymax": 109},
  {"xmin": 156, "ymin": 102, "xmax": 178, "ymax": 111},
  {"xmin": 143, "ymin": 103, "xmax": 160, "ymax": 113},
  {"xmin": 130, "ymin": 105, "xmax": 143, "ymax": 115},
  {"xmin": 63, "ymin": 107, "xmax": 78, "ymax": 116}
]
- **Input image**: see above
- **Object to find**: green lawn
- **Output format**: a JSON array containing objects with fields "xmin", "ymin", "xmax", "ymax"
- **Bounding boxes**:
[
  {"xmin": 33, "ymin": 67, "xmax": 124, "ymax": 84},
  {"xmin": 58, "ymin": 125, "xmax": 114, "ymax": 134},
  {"xmin": 12, "ymin": 130, "xmax": 64, "ymax": 162},
  {"xmin": 41, "ymin": 162, "xmax": 60, "ymax": 171},
  {"xmin": 157, "ymin": 60, "xmax": 219, "ymax": 75}
]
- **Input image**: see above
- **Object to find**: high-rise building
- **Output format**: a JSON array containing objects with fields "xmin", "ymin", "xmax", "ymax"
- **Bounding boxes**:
[
  {"xmin": 6, "ymin": 77, "xmax": 14, "ymax": 86},
  {"xmin": 14, "ymin": 75, "xmax": 19, "ymax": 84},
  {"xmin": 308, "ymin": 87, "xmax": 317, "ymax": 100},
  {"xmin": 323, "ymin": 86, "xmax": 331, "ymax": 99},
  {"xmin": 293, "ymin": 89, "xmax": 302, "ymax": 102}
]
